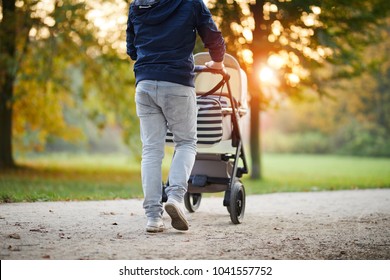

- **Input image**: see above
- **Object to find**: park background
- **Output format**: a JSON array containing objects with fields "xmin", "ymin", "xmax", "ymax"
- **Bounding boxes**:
[{"xmin": 1, "ymin": 0, "xmax": 389, "ymax": 202}]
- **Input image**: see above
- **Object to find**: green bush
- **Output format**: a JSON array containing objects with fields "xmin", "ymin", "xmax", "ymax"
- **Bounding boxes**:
[
  {"xmin": 263, "ymin": 121, "xmax": 390, "ymax": 157},
  {"xmin": 263, "ymin": 130, "xmax": 331, "ymax": 154},
  {"xmin": 332, "ymin": 121, "xmax": 390, "ymax": 157}
]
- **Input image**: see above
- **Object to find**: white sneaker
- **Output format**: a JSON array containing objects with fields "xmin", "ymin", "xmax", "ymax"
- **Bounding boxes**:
[
  {"xmin": 146, "ymin": 218, "xmax": 165, "ymax": 233},
  {"xmin": 164, "ymin": 199, "xmax": 189, "ymax": 231}
]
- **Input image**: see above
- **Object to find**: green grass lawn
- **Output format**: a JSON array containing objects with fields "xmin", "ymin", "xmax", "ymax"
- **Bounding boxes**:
[
  {"xmin": 243, "ymin": 154, "xmax": 390, "ymax": 195},
  {"xmin": 0, "ymin": 154, "xmax": 141, "ymax": 203},
  {"xmin": 0, "ymin": 153, "xmax": 389, "ymax": 203}
]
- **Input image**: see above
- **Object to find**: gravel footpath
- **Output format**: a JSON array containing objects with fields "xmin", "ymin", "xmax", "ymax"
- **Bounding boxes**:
[{"xmin": 1, "ymin": 189, "xmax": 389, "ymax": 260}]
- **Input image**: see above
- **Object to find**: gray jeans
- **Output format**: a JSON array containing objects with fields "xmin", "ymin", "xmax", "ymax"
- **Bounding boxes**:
[{"xmin": 135, "ymin": 80, "xmax": 197, "ymax": 219}]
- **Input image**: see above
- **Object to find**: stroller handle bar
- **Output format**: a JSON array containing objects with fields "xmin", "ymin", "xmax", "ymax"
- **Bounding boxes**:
[{"xmin": 194, "ymin": 65, "xmax": 230, "ymax": 80}]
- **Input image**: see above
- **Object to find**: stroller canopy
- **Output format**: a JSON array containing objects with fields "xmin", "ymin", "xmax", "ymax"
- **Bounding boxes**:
[{"xmin": 194, "ymin": 52, "xmax": 248, "ymax": 110}]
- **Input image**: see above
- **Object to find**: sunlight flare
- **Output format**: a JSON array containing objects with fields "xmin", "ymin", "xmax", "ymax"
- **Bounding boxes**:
[{"xmin": 259, "ymin": 66, "xmax": 278, "ymax": 85}]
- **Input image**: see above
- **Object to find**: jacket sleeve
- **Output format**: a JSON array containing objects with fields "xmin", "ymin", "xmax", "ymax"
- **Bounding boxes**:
[
  {"xmin": 194, "ymin": 0, "xmax": 226, "ymax": 62},
  {"xmin": 126, "ymin": 6, "xmax": 137, "ymax": 61}
]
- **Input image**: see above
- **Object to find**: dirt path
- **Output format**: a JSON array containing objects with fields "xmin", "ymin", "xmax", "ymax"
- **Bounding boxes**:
[{"xmin": 1, "ymin": 189, "xmax": 389, "ymax": 260}]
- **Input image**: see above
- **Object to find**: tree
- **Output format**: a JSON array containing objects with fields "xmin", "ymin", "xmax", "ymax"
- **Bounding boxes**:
[
  {"xmin": 210, "ymin": 0, "xmax": 390, "ymax": 178},
  {"xmin": 0, "ymin": 0, "xmax": 17, "ymax": 168},
  {"xmin": 0, "ymin": 0, "xmax": 134, "ymax": 169}
]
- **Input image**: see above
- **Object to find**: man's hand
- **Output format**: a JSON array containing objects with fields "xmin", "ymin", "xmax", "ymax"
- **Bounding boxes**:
[{"xmin": 205, "ymin": 61, "xmax": 224, "ymax": 70}]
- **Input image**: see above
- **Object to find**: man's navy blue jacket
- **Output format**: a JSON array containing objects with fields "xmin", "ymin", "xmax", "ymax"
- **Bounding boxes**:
[{"xmin": 126, "ymin": 0, "xmax": 226, "ymax": 87}]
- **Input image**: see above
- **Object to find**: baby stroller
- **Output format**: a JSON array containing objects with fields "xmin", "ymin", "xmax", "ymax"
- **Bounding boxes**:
[{"xmin": 164, "ymin": 52, "xmax": 249, "ymax": 224}]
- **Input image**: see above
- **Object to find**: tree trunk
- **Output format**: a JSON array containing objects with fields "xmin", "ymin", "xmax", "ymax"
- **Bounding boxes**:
[
  {"xmin": 248, "ymin": 0, "xmax": 267, "ymax": 179},
  {"xmin": 0, "ymin": 0, "xmax": 17, "ymax": 169},
  {"xmin": 249, "ymin": 89, "xmax": 261, "ymax": 179}
]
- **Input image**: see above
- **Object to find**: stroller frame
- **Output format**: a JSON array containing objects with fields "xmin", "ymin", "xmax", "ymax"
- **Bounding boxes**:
[{"xmin": 163, "ymin": 53, "xmax": 249, "ymax": 224}]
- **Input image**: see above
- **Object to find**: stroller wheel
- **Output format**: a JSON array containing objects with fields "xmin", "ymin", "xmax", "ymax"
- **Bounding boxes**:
[
  {"xmin": 229, "ymin": 180, "xmax": 246, "ymax": 224},
  {"xmin": 184, "ymin": 192, "xmax": 202, "ymax": 212}
]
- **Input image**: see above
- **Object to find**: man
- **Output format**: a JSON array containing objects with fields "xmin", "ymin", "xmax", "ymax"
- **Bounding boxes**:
[{"xmin": 126, "ymin": 0, "xmax": 225, "ymax": 233}]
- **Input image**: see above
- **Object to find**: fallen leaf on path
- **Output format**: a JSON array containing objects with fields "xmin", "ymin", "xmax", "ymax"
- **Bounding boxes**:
[
  {"xmin": 30, "ymin": 228, "xmax": 48, "ymax": 233},
  {"xmin": 9, "ymin": 233, "xmax": 21, "ymax": 239},
  {"xmin": 8, "ymin": 245, "xmax": 21, "ymax": 251},
  {"xmin": 101, "ymin": 212, "xmax": 116, "ymax": 216},
  {"xmin": 42, "ymin": 255, "xmax": 51, "ymax": 259}
]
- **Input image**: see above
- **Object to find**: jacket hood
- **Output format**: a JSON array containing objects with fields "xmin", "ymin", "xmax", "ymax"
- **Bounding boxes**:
[{"xmin": 132, "ymin": 0, "xmax": 183, "ymax": 25}]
